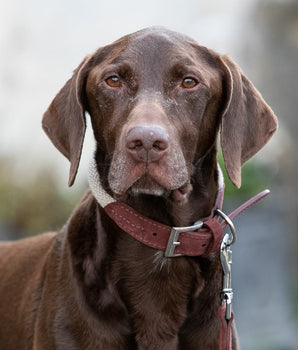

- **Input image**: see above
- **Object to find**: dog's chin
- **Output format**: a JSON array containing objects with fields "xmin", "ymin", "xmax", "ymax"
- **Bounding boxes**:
[
  {"xmin": 120, "ymin": 176, "xmax": 192, "ymax": 205},
  {"xmin": 128, "ymin": 176, "xmax": 168, "ymax": 197}
]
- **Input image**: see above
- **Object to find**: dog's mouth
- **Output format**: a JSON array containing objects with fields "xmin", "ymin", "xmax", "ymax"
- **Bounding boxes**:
[
  {"xmin": 108, "ymin": 138, "xmax": 190, "ymax": 203},
  {"xmin": 129, "ymin": 175, "xmax": 167, "ymax": 196},
  {"xmin": 113, "ymin": 174, "xmax": 192, "ymax": 204},
  {"xmin": 171, "ymin": 183, "xmax": 193, "ymax": 203}
]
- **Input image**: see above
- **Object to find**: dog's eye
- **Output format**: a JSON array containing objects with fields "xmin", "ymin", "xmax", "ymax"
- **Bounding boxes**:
[
  {"xmin": 106, "ymin": 76, "xmax": 121, "ymax": 88},
  {"xmin": 182, "ymin": 77, "xmax": 197, "ymax": 89}
]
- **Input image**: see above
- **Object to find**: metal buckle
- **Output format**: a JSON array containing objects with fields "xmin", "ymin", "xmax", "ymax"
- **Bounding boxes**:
[{"xmin": 165, "ymin": 221, "xmax": 204, "ymax": 258}]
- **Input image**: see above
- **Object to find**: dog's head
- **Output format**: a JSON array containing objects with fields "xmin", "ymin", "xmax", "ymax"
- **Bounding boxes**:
[{"xmin": 42, "ymin": 27, "xmax": 277, "ymax": 203}]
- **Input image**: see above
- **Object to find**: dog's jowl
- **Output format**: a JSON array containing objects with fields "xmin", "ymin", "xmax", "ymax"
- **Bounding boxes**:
[{"xmin": 0, "ymin": 27, "xmax": 277, "ymax": 350}]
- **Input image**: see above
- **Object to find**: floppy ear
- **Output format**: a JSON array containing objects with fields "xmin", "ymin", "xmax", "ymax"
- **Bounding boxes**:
[
  {"xmin": 42, "ymin": 56, "xmax": 92, "ymax": 186},
  {"xmin": 219, "ymin": 55, "xmax": 278, "ymax": 188}
]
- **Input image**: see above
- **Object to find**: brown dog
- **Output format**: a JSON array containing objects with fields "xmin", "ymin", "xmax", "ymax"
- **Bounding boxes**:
[{"xmin": 0, "ymin": 27, "xmax": 277, "ymax": 349}]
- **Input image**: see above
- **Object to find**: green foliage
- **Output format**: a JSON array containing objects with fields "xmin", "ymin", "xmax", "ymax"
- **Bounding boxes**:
[
  {"xmin": 0, "ymin": 158, "xmax": 83, "ymax": 238},
  {"xmin": 217, "ymin": 150, "xmax": 273, "ymax": 198}
]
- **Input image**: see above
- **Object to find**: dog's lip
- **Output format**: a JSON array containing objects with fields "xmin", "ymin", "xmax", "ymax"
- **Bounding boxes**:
[
  {"xmin": 171, "ymin": 183, "xmax": 192, "ymax": 204},
  {"xmin": 112, "ymin": 177, "xmax": 192, "ymax": 204},
  {"xmin": 127, "ymin": 174, "xmax": 167, "ymax": 196}
]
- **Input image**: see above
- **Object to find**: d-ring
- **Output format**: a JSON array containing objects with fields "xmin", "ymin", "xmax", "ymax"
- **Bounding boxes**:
[{"xmin": 215, "ymin": 209, "xmax": 236, "ymax": 246}]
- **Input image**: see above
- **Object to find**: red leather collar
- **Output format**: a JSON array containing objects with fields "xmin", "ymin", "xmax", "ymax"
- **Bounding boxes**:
[{"xmin": 103, "ymin": 189, "xmax": 270, "ymax": 257}]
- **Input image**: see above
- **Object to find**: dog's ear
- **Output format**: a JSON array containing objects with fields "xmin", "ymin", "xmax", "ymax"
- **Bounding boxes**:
[
  {"xmin": 219, "ymin": 55, "xmax": 278, "ymax": 188},
  {"xmin": 42, "ymin": 55, "xmax": 92, "ymax": 186}
]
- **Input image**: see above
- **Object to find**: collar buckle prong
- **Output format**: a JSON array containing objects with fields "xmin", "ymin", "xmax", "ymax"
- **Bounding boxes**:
[{"xmin": 165, "ymin": 221, "xmax": 204, "ymax": 258}]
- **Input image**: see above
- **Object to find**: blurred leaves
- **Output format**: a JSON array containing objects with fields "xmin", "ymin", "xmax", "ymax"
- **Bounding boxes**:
[
  {"xmin": 217, "ymin": 149, "xmax": 274, "ymax": 198},
  {"xmin": 0, "ymin": 157, "xmax": 83, "ymax": 238}
]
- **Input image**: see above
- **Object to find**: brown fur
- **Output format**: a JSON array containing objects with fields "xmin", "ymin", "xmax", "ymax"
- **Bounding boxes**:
[{"xmin": 0, "ymin": 27, "xmax": 277, "ymax": 349}]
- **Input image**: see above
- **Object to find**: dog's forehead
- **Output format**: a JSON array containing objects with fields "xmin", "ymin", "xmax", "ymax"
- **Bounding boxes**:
[
  {"xmin": 88, "ymin": 28, "xmax": 222, "ymax": 90},
  {"xmin": 122, "ymin": 27, "xmax": 197, "ymax": 62},
  {"xmin": 130, "ymin": 27, "xmax": 192, "ymax": 46},
  {"xmin": 105, "ymin": 28, "xmax": 220, "ymax": 78}
]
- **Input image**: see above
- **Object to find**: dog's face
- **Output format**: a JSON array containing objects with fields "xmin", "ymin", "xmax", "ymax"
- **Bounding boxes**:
[
  {"xmin": 85, "ymin": 29, "xmax": 225, "ymax": 202},
  {"xmin": 42, "ymin": 27, "xmax": 277, "ymax": 202}
]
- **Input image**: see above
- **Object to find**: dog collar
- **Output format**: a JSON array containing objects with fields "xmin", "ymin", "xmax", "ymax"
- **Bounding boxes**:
[{"xmin": 88, "ymin": 158, "xmax": 270, "ymax": 257}]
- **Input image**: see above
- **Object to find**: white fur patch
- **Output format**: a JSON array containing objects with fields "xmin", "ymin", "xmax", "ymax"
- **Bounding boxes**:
[{"xmin": 88, "ymin": 158, "xmax": 115, "ymax": 207}]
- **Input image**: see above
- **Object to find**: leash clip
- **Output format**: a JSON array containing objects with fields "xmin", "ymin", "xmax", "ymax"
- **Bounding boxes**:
[{"xmin": 216, "ymin": 209, "xmax": 236, "ymax": 321}]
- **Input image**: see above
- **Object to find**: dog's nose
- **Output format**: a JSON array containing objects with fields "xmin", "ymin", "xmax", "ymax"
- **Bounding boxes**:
[{"xmin": 126, "ymin": 125, "xmax": 169, "ymax": 162}]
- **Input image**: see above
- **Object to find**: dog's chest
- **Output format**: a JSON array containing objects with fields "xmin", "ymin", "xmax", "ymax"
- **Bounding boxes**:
[{"xmin": 111, "ymin": 238, "xmax": 204, "ymax": 339}]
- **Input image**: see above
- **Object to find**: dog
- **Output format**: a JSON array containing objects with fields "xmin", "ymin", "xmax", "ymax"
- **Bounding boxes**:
[{"xmin": 0, "ymin": 27, "xmax": 277, "ymax": 349}]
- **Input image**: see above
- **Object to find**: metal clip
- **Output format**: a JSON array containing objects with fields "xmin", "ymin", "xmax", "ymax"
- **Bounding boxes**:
[
  {"xmin": 165, "ymin": 221, "xmax": 204, "ymax": 257},
  {"xmin": 220, "ymin": 234, "xmax": 233, "ymax": 320},
  {"xmin": 216, "ymin": 210, "xmax": 237, "ymax": 321}
]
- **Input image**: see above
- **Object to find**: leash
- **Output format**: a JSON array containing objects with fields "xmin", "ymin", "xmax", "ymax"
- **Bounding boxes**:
[{"xmin": 88, "ymin": 159, "xmax": 270, "ymax": 349}]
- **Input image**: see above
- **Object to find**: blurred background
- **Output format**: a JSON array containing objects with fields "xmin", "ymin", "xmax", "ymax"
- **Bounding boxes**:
[{"xmin": 0, "ymin": 0, "xmax": 297, "ymax": 348}]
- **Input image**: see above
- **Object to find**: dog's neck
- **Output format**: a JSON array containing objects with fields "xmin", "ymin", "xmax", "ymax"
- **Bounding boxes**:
[{"xmin": 88, "ymin": 152, "xmax": 221, "ymax": 227}]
